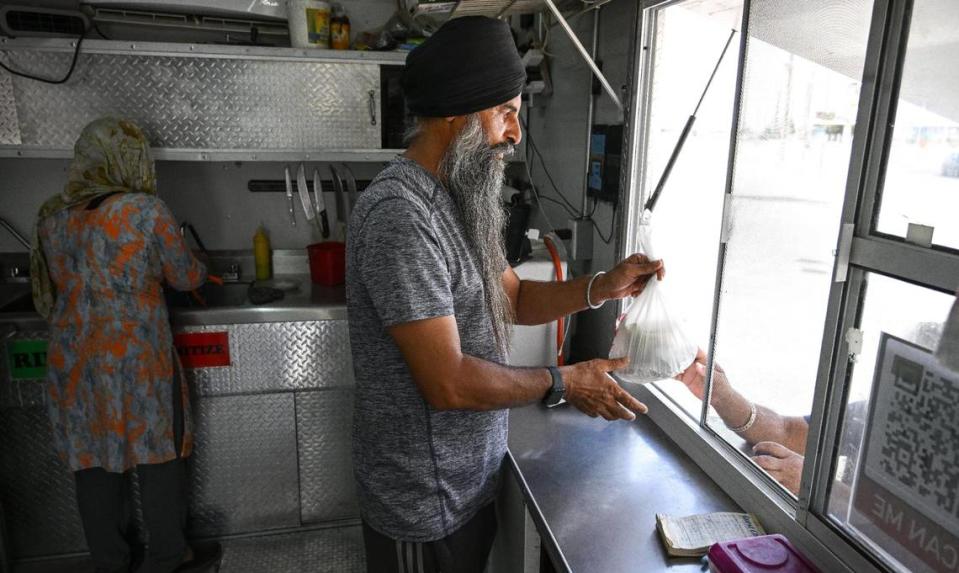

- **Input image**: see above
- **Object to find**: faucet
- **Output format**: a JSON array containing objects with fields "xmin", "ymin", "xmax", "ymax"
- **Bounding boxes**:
[
  {"xmin": 179, "ymin": 221, "xmax": 209, "ymax": 256},
  {"xmin": 178, "ymin": 221, "xmax": 242, "ymax": 282},
  {"xmin": 0, "ymin": 217, "xmax": 31, "ymax": 250}
]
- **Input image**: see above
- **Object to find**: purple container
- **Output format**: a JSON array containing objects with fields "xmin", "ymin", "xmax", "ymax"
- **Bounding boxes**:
[{"xmin": 708, "ymin": 534, "xmax": 820, "ymax": 573}]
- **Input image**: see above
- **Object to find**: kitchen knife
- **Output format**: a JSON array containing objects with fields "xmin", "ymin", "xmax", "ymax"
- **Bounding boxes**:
[
  {"xmin": 312, "ymin": 168, "xmax": 330, "ymax": 239},
  {"xmin": 329, "ymin": 164, "xmax": 346, "ymax": 228},
  {"xmin": 284, "ymin": 165, "xmax": 296, "ymax": 227},
  {"xmin": 296, "ymin": 163, "xmax": 316, "ymax": 224},
  {"xmin": 338, "ymin": 163, "xmax": 357, "ymax": 223}
]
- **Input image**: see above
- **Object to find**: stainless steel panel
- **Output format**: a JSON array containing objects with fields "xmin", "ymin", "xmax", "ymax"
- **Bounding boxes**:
[
  {"xmin": 181, "ymin": 321, "xmax": 353, "ymax": 396},
  {"xmin": 0, "ymin": 407, "xmax": 87, "ymax": 558},
  {"xmin": 296, "ymin": 390, "xmax": 359, "ymax": 523},
  {"xmin": 11, "ymin": 526, "xmax": 366, "ymax": 573},
  {"xmin": 188, "ymin": 393, "xmax": 300, "ymax": 536},
  {"xmin": 1, "ymin": 50, "xmax": 380, "ymax": 150},
  {"xmin": 0, "ymin": 70, "xmax": 19, "ymax": 145},
  {"xmin": 218, "ymin": 526, "xmax": 365, "ymax": 573}
]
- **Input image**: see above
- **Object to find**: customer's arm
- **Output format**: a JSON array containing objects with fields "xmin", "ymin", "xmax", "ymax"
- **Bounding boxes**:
[
  {"xmin": 390, "ymin": 316, "xmax": 646, "ymax": 419},
  {"xmin": 502, "ymin": 253, "xmax": 664, "ymax": 326},
  {"xmin": 677, "ymin": 349, "xmax": 809, "ymax": 453}
]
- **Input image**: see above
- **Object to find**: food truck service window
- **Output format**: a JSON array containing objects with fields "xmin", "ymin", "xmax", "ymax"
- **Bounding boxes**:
[{"xmin": 621, "ymin": 1, "xmax": 959, "ymax": 572}]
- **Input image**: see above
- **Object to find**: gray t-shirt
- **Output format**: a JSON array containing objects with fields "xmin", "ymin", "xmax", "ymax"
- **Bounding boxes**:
[{"xmin": 346, "ymin": 157, "xmax": 508, "ymax": 542}]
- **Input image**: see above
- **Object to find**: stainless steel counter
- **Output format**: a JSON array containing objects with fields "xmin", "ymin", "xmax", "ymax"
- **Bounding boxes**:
[
  {"xmin": 0, "ymin": 274, "xmax": 347, "ymax": 326},
  {"xmin": 171, "ymin": 275, "xmax": 347, "ymax": 325},
  {"xmin": 507, "ymin": 403, "xmax": 741, "ymax": 572}
]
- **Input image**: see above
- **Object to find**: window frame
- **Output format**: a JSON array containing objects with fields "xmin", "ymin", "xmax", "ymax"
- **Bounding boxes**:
[{"xmin": 616, "ymin": 0, "xmax": 959, "ymax": 571}]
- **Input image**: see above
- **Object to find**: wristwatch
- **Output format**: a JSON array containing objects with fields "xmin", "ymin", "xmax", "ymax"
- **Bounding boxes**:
[{"xmin": 543, "ymin": 366, "xmax": 565, "ymax": 407}]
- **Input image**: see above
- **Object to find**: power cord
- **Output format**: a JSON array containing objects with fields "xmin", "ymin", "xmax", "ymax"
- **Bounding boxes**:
[
  {"xmin": 591, "ymin": 202, "xmax": 616, "ymax": 245},
  {"xmin": 0, "ymin": 31, "xmax": 86, "ymax": 84},
  {"xmin": 523, "ymin": 112, "xmax": 583, "ymax": 217}
]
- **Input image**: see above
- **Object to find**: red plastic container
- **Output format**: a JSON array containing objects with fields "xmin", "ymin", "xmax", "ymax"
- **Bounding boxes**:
[
  {"xmin": 708, "ymin": 534, "xmax": 819, "ymax": 573},
  {"xmin": 307, "ymin": 242, "xmax": 346, "ymax": 286}
]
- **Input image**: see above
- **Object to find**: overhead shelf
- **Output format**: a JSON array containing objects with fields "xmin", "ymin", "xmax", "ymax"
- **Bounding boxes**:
[
  {"xmin": 420, "ymin": 0, "xmax": 581, "ymax": 19},
  {"xmin": 0, "ymin": 146, "xmax": 407, "ymax": 163},
  {"xmin": 0, "ymin": 38, "xmax": 406, "ymax": 161}
]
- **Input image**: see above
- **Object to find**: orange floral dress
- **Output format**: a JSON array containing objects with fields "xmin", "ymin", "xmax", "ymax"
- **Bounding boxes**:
[{"xmin": 39, "ymin": 192, "xmax": 206, "ymax": 472}]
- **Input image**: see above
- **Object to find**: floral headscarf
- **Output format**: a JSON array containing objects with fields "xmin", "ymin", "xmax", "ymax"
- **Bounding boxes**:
[{"xmin": 31, "ymin": 117, "xmax": 157, "ymax": 319}]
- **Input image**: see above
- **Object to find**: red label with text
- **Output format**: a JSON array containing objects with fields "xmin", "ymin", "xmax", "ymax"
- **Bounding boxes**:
[{"xmin": 174, "ymin": 332, "xmax": 231, "ymax": 368}]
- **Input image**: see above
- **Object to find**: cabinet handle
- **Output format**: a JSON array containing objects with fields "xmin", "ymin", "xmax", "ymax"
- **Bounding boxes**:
[{"xmin": 368, "ymin": 90, "xmax": 377, "ymax": 126}]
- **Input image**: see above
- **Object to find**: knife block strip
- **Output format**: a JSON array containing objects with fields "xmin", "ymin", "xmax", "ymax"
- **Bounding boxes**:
[{"xmin": 248, "ymin": 180, "xmax": 372, "ymax": 194}]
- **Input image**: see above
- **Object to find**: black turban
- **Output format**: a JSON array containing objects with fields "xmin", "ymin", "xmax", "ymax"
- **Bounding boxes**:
[{"xmin": 402, "ymin": 16, "xmax": 526, "ymax": 117}]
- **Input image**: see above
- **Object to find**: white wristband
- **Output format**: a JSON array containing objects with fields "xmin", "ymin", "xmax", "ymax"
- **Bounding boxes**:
[
  {"xmin": 586, "ymin": 271, "xmax": 606, "ymax": 310},
  {"xmin": 728, "ymin": 402, "xmax": 757, "ymax": 433}
]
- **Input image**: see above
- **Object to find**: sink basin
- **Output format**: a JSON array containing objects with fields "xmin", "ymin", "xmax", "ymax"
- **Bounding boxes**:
[
  {"xmin": 0, "ymin": 293, "xmax": 35, "ymax": 313},
  {"xmin": 165, "ymin": 282, "xmax": 254, "ymax": 309},
  {"xmin": 0, "ymin": 284, "xmax": 33, "ymax": 313}
]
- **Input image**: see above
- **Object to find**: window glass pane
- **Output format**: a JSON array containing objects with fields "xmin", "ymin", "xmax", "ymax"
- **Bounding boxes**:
[
  {"xmin": 704, "ymin": 0, "xmax": 873, "ymax": 494},
  {"xmin": 874, "ymin": 0, "xmax": 959, "ymax": 251},
  {"xmin": 826, "ymin": 273, "xmax": 956, "ymax": 573},
  {"xmin": 637, "ymin": 0, "xmax": 742, "ymax": 419}
]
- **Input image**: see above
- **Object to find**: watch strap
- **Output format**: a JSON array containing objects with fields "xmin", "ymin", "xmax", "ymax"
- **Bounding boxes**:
[{"xmin": 545, "ymin": 366, "xmax": 564, "ymax": 406}]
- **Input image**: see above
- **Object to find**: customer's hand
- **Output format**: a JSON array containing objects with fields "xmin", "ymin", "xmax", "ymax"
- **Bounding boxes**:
[
  {"xmin": 675, "ymin": 348, "xmax": 730, "ymax": 405},
  {"xmin": 593, "ymin": 254, "xmax": 664, "ymax": 303},
  {"xmin": 561, "ymin": 357, "xmax": 648, "ymax": 421},
  {"xmin": 752, "ymin": 441, "xmax": 804, "ymax": 495}
]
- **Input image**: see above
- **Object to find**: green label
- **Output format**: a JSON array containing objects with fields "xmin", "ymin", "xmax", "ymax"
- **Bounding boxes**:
[{"xmin": 7, "ymin": 339, "xmax": 48, "ymax": 380}]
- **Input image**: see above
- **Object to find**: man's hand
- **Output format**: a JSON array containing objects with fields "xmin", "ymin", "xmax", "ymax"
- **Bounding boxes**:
[
  {"xmin": 594, "ymin": 253, "xmax": 665, "ymax": 302},
  {"xmin": 752, "ymin": 441, "xmax": 804, "ymax": 495},
  {"xmin": 562, "ymin": 357, "xmax": 648, "ymax": 421}
]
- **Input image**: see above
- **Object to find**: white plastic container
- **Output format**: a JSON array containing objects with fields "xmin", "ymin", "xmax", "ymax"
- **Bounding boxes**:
[{"xmin": 287, "ymin": 0, "xmax": 331, "ymax": 49}]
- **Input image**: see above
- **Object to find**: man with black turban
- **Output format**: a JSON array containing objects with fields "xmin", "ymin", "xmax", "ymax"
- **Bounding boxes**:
[{"xmin": 346, "ymin": 15, "xmax": 664, "ymax": 571}]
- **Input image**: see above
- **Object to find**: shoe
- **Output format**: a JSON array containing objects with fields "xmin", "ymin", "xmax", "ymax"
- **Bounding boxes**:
[{"xmin": 174, "ymin": 541, "xmax": 223, "ymax": 573}]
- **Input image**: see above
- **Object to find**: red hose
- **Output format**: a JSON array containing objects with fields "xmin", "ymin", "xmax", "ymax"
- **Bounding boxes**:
[{"xmin": 543, "ymin": 236, "xmax": 565, "ymax": 366}]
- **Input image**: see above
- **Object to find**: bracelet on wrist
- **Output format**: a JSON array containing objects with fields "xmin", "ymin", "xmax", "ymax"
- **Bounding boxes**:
[
  {"xmin": 586, "ymin": 271, "xmax": 606, "ymax": 310},
  {"xmin": 728, "ymin": 402, "xmax": 757, "ymax": 433}
]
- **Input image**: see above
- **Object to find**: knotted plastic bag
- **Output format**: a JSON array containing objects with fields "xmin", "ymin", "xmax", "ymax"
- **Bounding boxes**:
[{"xmin": 609, "ymin": 214, "xmax": 697, "ymax": 383}]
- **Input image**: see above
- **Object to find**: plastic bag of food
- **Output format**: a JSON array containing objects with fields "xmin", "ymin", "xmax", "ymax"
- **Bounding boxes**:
[{"xmin": 609, "ymin": 216, "xmax": 697, "ymax": 383}]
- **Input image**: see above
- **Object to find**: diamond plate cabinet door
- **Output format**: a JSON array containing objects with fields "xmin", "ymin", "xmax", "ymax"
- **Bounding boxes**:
[
  {"xmin": 188, "ymin": 393, "xmax": 301, "ymax": 537},
  {"xmin": 180, "ymin": 321, "xmax": 354, "ymax": 396},
  {"xmin": 0, "ymin": 407, "xmax": 88, "ymax": 558},
  {"xmin": 0, "ymin": 49, "xmax": 381, "ymax": 151},
  {"xmin": 297, "ymin": 388, "xmax": 360, "ymax": 523}
]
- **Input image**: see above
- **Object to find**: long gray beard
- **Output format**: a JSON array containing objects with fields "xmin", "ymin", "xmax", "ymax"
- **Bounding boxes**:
[{"xmin": 440, "ymin": 114, "xmax": 515, "ymax": 356}]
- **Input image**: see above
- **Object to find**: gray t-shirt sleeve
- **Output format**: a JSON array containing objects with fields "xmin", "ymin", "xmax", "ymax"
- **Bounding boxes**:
[{"xmin": 358, "ymin": 197, "xmax": 454, "ymax": 327}]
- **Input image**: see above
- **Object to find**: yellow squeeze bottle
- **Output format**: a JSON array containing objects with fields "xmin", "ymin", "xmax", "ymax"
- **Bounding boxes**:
[{"xmin": 254, "ymin": 225, "xmax": 272, "ymax": 280}]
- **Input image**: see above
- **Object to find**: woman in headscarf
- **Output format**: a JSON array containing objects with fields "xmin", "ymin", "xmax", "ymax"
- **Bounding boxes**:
[{"xmin": 31, "ymin": 117, "xmax": 218, "ymax": 573}]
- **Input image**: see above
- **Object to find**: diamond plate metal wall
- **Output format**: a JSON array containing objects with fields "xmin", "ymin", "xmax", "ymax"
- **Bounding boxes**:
[
  {"xmin": 0, "ymin": 70, "xmax": 19, "ymax": 145},
  {"xmin": 188, "ymin": 393, "xmax": 300, "ymax": 536},
  {"xmin": 217, "ymin": 526, "xmax": 366, "ymax": 573},
  {"xmin": 180, "ymin": 321, "xmax": 354, "ymax": 396},
  {"xmin": 0, "ymin": 407, "xmax": 87, "ymax": 558},
  {"xmin": 0, "ymin": 319, "xmax": 356, "ymax": 559},
  {"xmin": 0, "ymin": 50, "xmax": 380, "ymax": 150},
  {"xmin": 297, "ymin": 389, "xmax": 359, "ymax": 523}
]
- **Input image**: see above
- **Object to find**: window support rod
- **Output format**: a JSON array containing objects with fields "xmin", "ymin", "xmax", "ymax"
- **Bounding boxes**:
[
  {"xmin": 540, "ymin": 0, "xmax": 623, "ymax": 112},
  {"xmin": 643, "ymin": 28, "xmax": 737, "ymax": 213}
]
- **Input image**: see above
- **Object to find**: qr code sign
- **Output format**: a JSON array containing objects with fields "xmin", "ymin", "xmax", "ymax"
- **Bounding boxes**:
[{"xmin": 864, "ymin": 335, "xmax": 959, "ymax": 525}]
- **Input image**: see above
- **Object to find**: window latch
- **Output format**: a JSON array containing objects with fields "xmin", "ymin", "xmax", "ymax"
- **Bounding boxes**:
[
  {"xmin": 845, "ymin": 327, "xmax": 863, "ymax": 361},
  {"xmin": 833, "ymin": 223, "xmax": 855, "ymax": 283}
]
